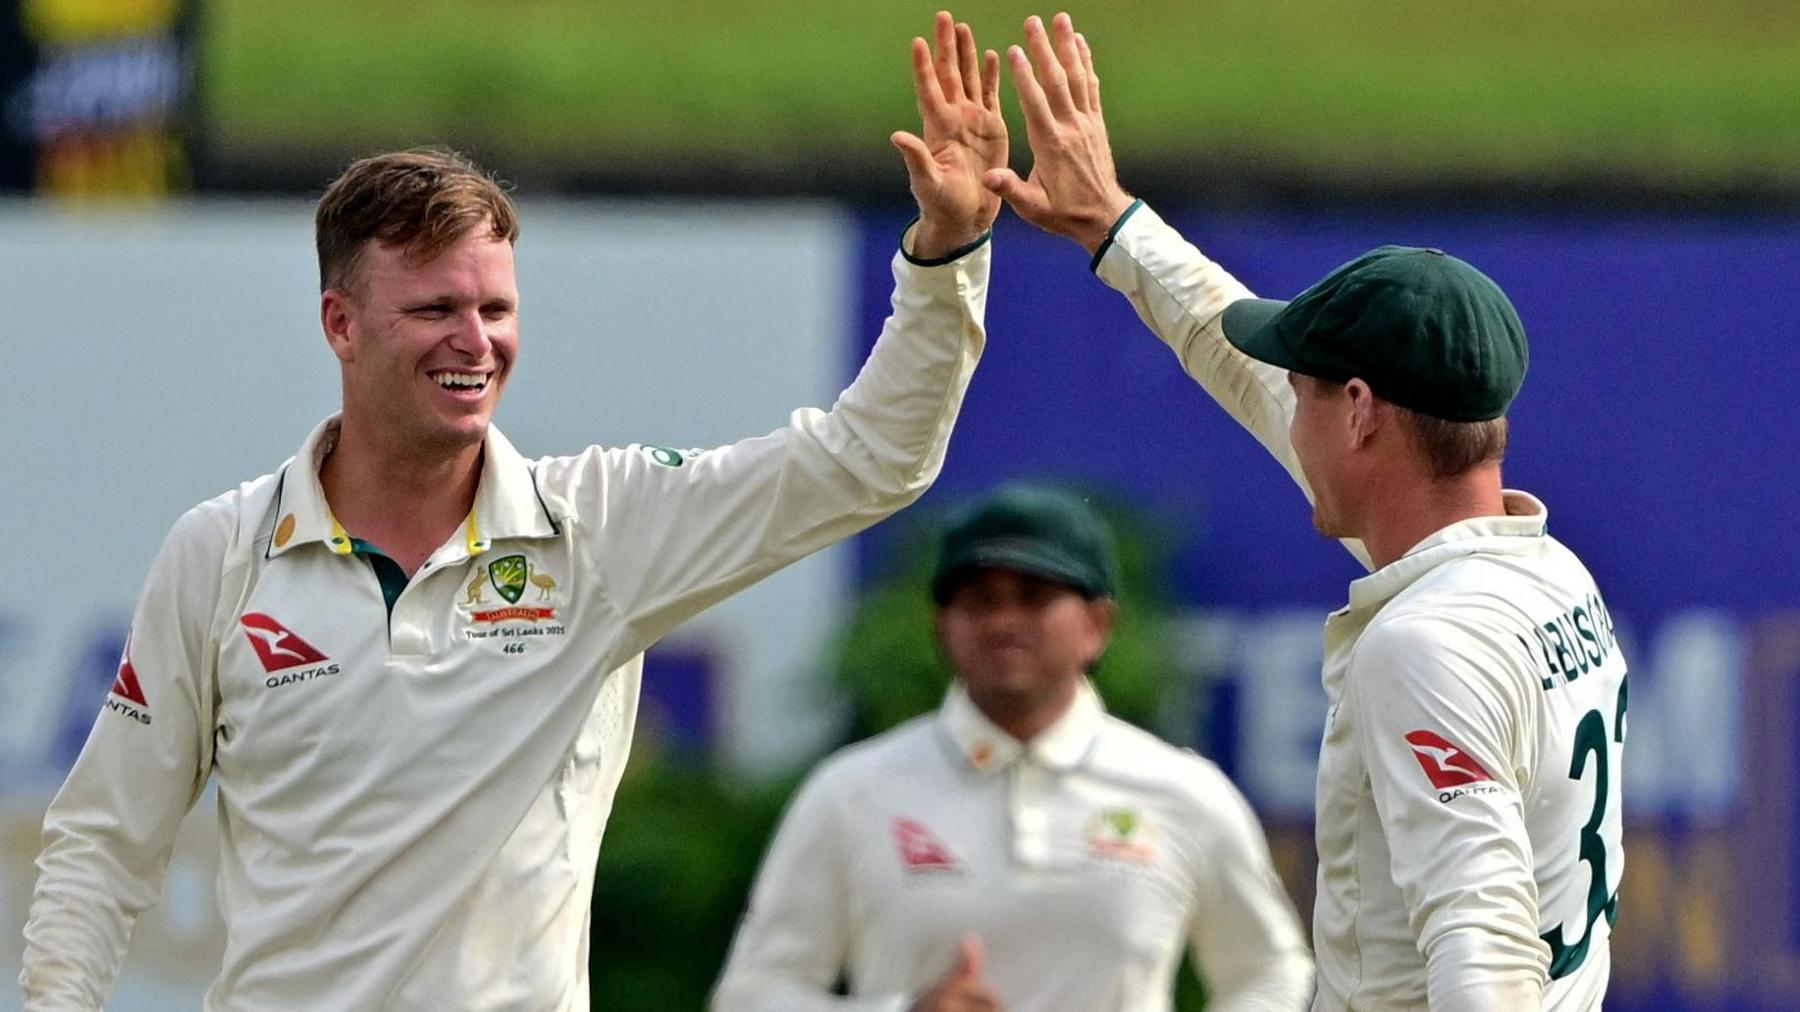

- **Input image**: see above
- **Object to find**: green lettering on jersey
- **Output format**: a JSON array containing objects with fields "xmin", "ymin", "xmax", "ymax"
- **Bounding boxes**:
[
  {"xmin": 1573, "ymin": 607, "xmax": 1604, "ymax": 666},
  {"xmin": 1547, "ymin": 621, "xmax": 1579, "ymax": 681},
  {"xmin": 1542, "ymin": 679, "xmax": 1627, "ymax": 979}
]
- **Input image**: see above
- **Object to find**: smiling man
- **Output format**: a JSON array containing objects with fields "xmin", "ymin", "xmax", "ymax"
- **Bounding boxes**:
[
  {"xmin": 712, "ymin": 486, "xmax": 1313, "ymax": 1012},
  {"xmin": 20, "ymin": 13, "xmax": 1006, "ymax": 1010}
]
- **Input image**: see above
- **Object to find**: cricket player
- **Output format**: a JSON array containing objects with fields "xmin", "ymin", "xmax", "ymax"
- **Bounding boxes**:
[
  {"xmin": 711, "ymin": 485, "xmax": 1314, "ymax": 1012},
  {"xmin": 979, "ymin": 14, "xmax": 1627, "ymax": 1011},
  {"xmin": 20, "ymin": 13, "xmax": 1006, "ymax": 1010}
]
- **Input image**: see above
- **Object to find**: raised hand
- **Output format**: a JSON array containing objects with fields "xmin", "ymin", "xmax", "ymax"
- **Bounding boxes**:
[
  {"xmin": 893, "ymin": 11, "xmax": 1008, "ymax": 259},
  {"xmin": 982, "ymin": 13, "xmax": 1135, "ymax": 254},
  {"xmin": 909, "ymin": 934, "xmax": 1002, "ymax": 1012}
]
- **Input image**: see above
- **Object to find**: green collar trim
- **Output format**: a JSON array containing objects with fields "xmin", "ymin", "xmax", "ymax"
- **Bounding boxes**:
[{"xmin": 349, "ymin": 538, "xmax": 409, "ymax": 616}]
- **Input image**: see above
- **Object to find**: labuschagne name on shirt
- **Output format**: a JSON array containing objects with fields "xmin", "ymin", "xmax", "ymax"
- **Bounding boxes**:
[{"xmin": 1518, "ymin": 591, "xmax": 1619, "ymax": 691}]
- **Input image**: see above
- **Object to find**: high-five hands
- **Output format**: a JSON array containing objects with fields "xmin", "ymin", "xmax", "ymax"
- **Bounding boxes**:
[
  {"xmin": 982, "ymin": 13, "xmax": 1135, "ymax": 254},
  {"xmin": 895, "ymin": 12, "xmax": 1009, "ymax": 260},
  {"xmin": 909, "ymin": 934, "xmax": 1002, "ymax": 1012}
]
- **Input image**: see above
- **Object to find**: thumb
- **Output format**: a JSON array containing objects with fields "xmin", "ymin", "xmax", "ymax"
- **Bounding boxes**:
[
  {"xmin": 981, "ymin": 167, "xmax": 1045, "ymax": 218},
  {"xmin": 891, "ymin": 131, "xmax": 936, "ymax": 182},
  {"xmin": 980, "ymin": 167, "xmax": 1019, "ymax": 196},
  {"xmin": 953, "ymin": 932, "xmax": 985, "ymax": 980}
]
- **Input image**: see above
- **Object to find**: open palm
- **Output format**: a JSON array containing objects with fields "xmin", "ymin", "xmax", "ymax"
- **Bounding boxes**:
[{"xmin": 893, "ymin": 12, "xmax": 1008, "ymax": 246}]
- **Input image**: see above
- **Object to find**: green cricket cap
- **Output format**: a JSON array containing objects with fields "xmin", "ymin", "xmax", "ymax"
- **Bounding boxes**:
[
  {"xmin": 1220, "ymin": 245, "xmax": 1528, "ymax": 422},
  {"xmin": 930, "ymin": 485, "xmax": 1118, "ymax": 605}
]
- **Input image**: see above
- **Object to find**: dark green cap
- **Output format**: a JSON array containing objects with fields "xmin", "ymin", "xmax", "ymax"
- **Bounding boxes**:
[
  {"xmin": 1220, "ymin": 245, "xmax": 1528, "ymax": 422},
  {"xmin": 930, "ymin": 485, "xmax": 1118, "ymax": 606}
]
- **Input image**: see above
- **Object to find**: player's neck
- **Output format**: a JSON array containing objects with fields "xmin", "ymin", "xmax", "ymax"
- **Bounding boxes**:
[
  {"xmin": 968, "ymin": 678, "xmax": 1080, "ymax": 745},
  {"xmin": 1358, "ymin": 464, "xmax": 1505, "ymax": 570},
  {"xmin": 319, "ymin": 418, "xmax": 484, "ymax": 574}
]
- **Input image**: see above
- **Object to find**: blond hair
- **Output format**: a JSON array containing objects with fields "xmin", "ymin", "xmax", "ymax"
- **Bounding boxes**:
[{"xmin": 315, "ymin": 148, "xmax": 519, "ymax": 295}]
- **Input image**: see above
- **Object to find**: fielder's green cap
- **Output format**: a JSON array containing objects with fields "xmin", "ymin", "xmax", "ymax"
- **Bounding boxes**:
[
  {"xmin": 1220, "ymin": 245, "xmax": 1529, "ymax": 422},
  {"xmin": 930, "ymin": 485, "xmax": 1118, "ymax": 606}
]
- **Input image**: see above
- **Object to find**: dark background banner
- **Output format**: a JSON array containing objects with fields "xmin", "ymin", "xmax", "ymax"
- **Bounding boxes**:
[{"xmin": 0, "ymin": 0, "xmax": 196, "ymax": 197}]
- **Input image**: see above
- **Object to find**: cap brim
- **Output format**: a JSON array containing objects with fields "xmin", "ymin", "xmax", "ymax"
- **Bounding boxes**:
[
  {"xmin": 1220, "ymin": 298, "xmax": 1306, "ymax": 372},
  {"xmin": 932, "ymin": 543, "xmax": 1095, "ymax": 603}
]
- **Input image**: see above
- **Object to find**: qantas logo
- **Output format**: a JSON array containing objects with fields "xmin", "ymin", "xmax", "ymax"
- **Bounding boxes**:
[
  {"xmin": 240, "ymin": 613, "xmax": 329, "ymax": 672},
  {"xmin": 105, "ymin": 643, "xmax": 152, "ymax": 725},
  {"xmin": 111, "ymin": 654, "xmax": 148, "ymax": 707},
  {"xmin": 1405, "ymin": 730, "xmax": 1495, "ymax": 789},
  {"xmin": 892, "ymin": 817, "xmax": 961, "ymax": 873}
]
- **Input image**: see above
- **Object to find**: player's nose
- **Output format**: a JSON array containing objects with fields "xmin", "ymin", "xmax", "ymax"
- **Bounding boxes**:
[
  {"xmin": 978, "ymin": 597, "xmax": 1034, "ymax": 632},
  {"xmin": 445, "ymin": 307, "xmax": 493, "ymax": 358}
]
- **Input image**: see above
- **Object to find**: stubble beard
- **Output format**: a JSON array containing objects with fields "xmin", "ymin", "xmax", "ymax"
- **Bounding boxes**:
[{"xmin": 1311, "ymin": 499, "xmax": 1352, "ymax": 541}]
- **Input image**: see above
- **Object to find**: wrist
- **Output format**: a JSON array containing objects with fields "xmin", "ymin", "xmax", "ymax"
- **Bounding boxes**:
[
  {"xmin": 908, "ymin": 218, "xmax": 990, "ymax": 261},
  {"xmin": 1076, "ymin": 192, "xmax": 1139, "ymax": 255}
]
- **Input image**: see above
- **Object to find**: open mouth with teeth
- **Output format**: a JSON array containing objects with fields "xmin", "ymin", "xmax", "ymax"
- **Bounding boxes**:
[{"xmin": 431, "ymin": 371, "xmax": 490, "ymax": 393}]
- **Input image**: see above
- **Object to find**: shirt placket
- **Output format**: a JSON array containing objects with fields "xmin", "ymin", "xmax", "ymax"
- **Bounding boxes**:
[{"xmin": 1010, "ymin": 760, "xmax": 1053, "ymax": 869}]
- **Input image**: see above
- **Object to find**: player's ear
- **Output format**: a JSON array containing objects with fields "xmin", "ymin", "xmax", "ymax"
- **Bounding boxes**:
[
  {"xmin": 1087, "ymin": 596, "xmax": 1117, "ymax": 644},
  {"xmin": 321, "ymin": 289, "xmax": 357, "ymax": 364},
  {"xmin": 1091, "ymin": 597, "xmax": 1118, "ymax": 635},
  {"xmin": 1344, "ymin": 378, "xmax": 1381, "ymax": 448}
]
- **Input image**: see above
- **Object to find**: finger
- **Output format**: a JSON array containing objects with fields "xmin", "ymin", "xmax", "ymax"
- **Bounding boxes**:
[
  {"xmin": 891, "ymin": 131, "xmax": 937, "ymax": 184},
  {"xmin": 955, "ymin": 22, "xmax": 981, "ymax": 103},
  {"xmin": 1023, "ymin": 14, "xmax": 1074, "ymax": 117},
  {"xmin": 968, "ymin": 987, "xmax": 1002, "ymax": 1012},
  {"xmin": 1006, "ymin": 45, "xmax": 1057, "ymax": 141},
  {"xmin": 1051, "ymin": 12, "xmax": 1088, "ymax": 112},
  {"xmin": 910, "ymin": 36, "xmax": 945, "ymax": 119},
  {"xmin": 957, "ymin": 933, "xmax": 986, "ymax": 979},
  {"xmin": 1076, "ymin": 32, "xmax": 1101, "ymax": 112},
  {"xmin": 933, "ymin": 11, "xmax": 963, "ymax": 110},
  {"xmin": 981, "ymin": 48, "xmax": 1001, "ymax": 112}
]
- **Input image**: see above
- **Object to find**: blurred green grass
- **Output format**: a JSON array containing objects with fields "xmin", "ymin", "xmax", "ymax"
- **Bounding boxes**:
[{"xmin": 204, "ymin": 0, "xmax": 1800, "ymax": 186}]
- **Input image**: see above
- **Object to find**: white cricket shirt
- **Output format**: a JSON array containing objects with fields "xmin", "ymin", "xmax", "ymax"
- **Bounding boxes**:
[
  {"xmin": 1095, "ymin": 204, "xmax": 1626, "ymax": 1012},
  {"xmin": 22, "ymin": 240, "xmax": 991, "ymax": 1011},
  {"xmin": 711, "ymin": 682, "xmax": 1314, "ymax": 1012}
]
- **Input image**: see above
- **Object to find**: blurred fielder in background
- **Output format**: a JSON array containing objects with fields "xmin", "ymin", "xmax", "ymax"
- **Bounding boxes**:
[
  {"xmin": 21, "ymin": 12, "xmax": 1004, "ymax": 1010},
  {"xmin": 984, "ymin": 13, "xmax": 1627, "ymax": 1012},
  {"xmin": 712, "ymin": 485, "xmax": 1313, "ymax": 1012}
]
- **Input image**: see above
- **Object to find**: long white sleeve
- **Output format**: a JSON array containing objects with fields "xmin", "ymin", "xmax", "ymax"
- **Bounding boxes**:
[
  {"xmin": 710, "ymin": 769, "xmax": 911, "ymax": 1012},
  {"xmin": 22, "ymin": 505, "xmax": 226, "ymax": 1010},
  {"xmin": 1092, "ymin": 203, "xmax": 1371, "ymax": 569},
  {"xmin": 545, "ymin": 238, "xmax": 991, "ymax": 660},
  {"xmin": 1349, "ymin": 615, "xmax": 1548, "ymax": 1010},
  {"xmin": 1186, "ymin": 770, "xmax": 1314, "ymax": 1012}
]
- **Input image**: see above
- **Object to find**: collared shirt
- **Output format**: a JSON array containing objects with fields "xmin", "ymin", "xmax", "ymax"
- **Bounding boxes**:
[
  {"xmin": 711, "ymin": 683, "xmax": 1314, "ymax": 1012},
  {"xmin": 23, "ymin": 239, "xmax": 990, "ymax": 1012},
  {"xmin": 1096, "ymin": 204, "xmax": 1625, "ymax": 1012}
]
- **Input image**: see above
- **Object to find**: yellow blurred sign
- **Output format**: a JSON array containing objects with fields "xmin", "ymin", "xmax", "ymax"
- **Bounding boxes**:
[
  {"xmin": 6, "ymin": 0, "xmax": 193, "ymax": 198},
  {"xmin": 24, "ymin": 0, "xmax": 184, "ymax": 44}
]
